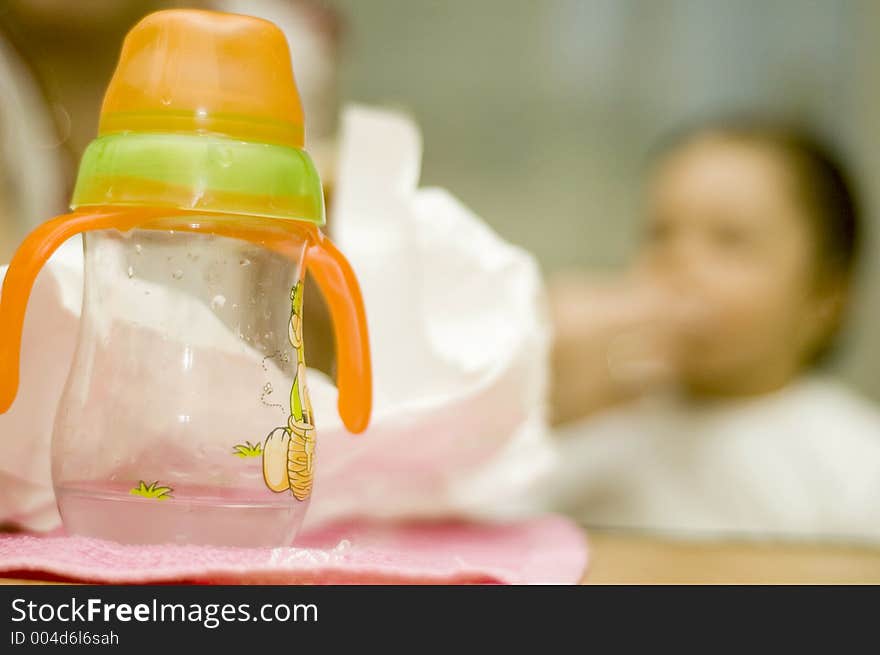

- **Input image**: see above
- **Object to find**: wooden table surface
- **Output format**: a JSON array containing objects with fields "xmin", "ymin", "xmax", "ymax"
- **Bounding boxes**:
[
  {"xmin": 581, "ymin": 531, "xmax": 880, "ymax": 584},
  {"xmin": 4, "ymin": 531, "xmax": 880, "ymax": 585}
]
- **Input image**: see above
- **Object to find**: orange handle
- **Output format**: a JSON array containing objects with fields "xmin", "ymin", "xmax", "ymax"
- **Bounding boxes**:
[
  {"xmin": 307, "ymin": 231, "xmax": 372, "ymax": 433},
  {"xmin": 0, "ymin": 208, "xmax": 372, "ymax": 432},
  {"xmin": 0, "ymin": 208, "xmax": 172, "ymax": 413}
]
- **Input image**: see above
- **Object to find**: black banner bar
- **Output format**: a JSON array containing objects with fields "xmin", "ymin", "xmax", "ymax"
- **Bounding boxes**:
[{"xmin": 0, "ymin": 584, "xmax": 874, "ymax": 650}]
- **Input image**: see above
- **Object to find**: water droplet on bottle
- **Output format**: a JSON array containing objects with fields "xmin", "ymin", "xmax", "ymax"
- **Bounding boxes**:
[
  {"xmin": 232, "ymin": 303, "xmax": 239, "ymax": 311},
  {"xmin": 134, "ymin": 244, "xmax": 142, "ymax": 255},
  {"xmin": 263, "ymin": 383, "xmax": 273, "ymax": 394},
  {"xmin": 239, "ymin": 258, "xmax": 251, "ymax": 267},
  {"xmin": 172, "ymin": 269, "xmax": 184, "ymax": 280},
  {"xmin": 160, "ymin": 96, "xmax": 172, "ymax": 106},
  {"xmin": 210, "ymin": 294, "xmax": 226, "ymax": 310},
  {"xmin": 127, "ymin": 266, "xmax": 134, "ymax": 279}
]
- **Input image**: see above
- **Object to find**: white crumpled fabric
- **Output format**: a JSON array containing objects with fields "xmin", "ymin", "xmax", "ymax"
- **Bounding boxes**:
[
  {"xmin": 0, "ymin": 106, "xmax": 555, "ymax": 532},
  {"xmin": 0, "ymin": 239, "xmax": 82, "ymax": 530}
]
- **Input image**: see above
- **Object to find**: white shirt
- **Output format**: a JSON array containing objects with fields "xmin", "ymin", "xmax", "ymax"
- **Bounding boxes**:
[{"xmin": 550, "ymin": 376, "xmax": 880, "ymax": 542}]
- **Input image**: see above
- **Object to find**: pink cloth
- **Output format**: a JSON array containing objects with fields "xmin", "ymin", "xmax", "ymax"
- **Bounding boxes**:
[{"xmin": 0, "ymin": 516, "xmax": 587, "ymax": 584}]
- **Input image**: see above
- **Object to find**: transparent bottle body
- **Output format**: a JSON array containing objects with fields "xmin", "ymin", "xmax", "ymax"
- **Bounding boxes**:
[{"xmin": 52, "ymin": 219, "xmax": 311, "ymax": 546}]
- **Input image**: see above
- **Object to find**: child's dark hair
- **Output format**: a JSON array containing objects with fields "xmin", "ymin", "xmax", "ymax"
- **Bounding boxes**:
[{"xmin": 655, "ymin": 117, "xmax": 863, "ymax": 363}]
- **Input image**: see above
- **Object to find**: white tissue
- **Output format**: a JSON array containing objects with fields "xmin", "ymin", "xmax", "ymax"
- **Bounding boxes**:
[
  {"xmin": 302, "ymin": 107, "xmax": 555, "ymax": 526},
  {"xmin": 0, "ymin": 106, "xmax": 554, "ymax": 532},
  {"xmin": 0, "ymin": 239, "xmax": 82, "ymax": 530}
]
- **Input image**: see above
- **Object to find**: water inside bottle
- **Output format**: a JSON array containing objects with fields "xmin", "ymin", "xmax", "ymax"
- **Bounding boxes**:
[{"xmin": 56, "ymin": 482, "xmax": 307, "ymax": 547}]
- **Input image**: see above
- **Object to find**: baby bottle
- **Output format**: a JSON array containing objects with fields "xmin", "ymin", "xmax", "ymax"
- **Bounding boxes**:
[{"xmin": 0, "ymin": 10, "xmax": 371, "ymax": 547}]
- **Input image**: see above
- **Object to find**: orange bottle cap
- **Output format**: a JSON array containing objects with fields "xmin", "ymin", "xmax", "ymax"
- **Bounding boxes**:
[{"xmin": 99, "ymin": 9, "xmax": 305, "ymax": 148}]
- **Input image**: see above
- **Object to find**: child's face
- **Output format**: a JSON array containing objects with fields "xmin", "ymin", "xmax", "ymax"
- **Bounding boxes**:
[{"xmin": 638, "ymin": 136, "xmax": 839, "ymax": 395}]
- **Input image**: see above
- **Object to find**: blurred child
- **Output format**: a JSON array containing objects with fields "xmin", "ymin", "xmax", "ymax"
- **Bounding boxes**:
[{"xmin": 549, "ymin": 119, "xmax": 880, "ymax": 541}]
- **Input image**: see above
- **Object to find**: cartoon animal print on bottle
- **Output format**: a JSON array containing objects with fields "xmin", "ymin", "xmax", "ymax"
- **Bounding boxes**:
[{"xmin": 261, "ymin": 280, "xmax": 316, "ymax": 501}]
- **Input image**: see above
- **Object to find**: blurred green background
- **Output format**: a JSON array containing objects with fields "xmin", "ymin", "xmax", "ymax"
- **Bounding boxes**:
[{"xmin": 325, "ymin": 0, "xmax": 879, "ymax": 400}]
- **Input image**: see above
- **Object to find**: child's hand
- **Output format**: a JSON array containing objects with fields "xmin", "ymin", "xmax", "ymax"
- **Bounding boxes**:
[{"xmin": 548, "ymin": 271, "xmax": 695, "ymax": 425}]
